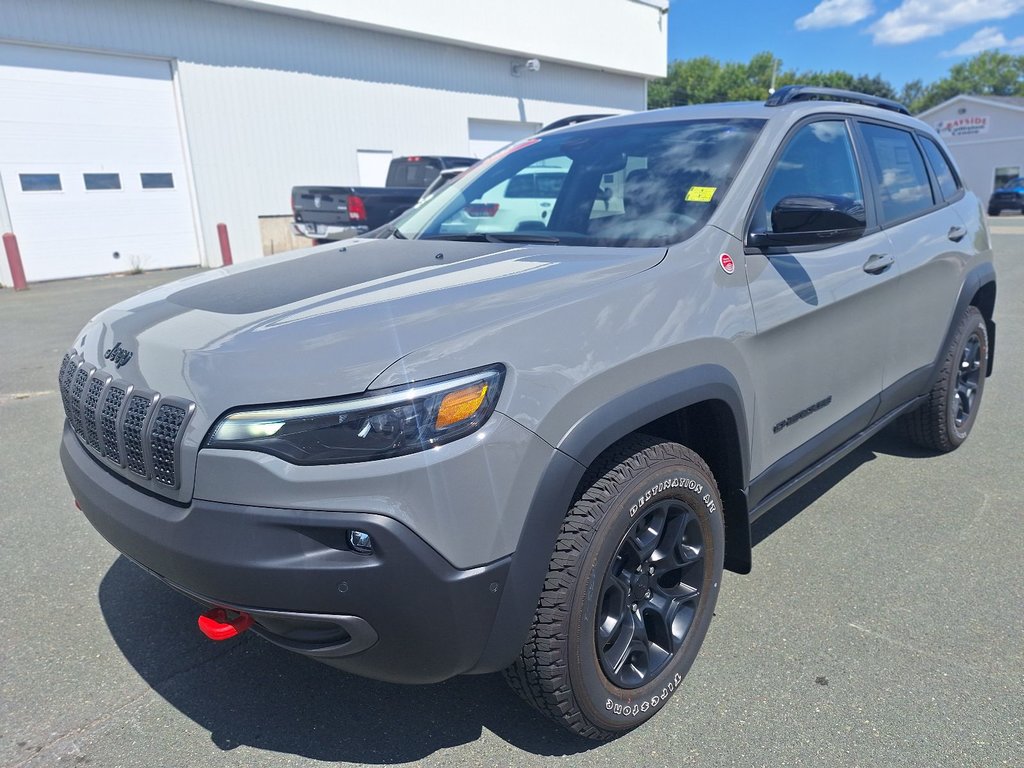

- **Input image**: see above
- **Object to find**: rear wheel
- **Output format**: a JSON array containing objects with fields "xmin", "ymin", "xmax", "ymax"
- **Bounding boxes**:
[
  {"xmin": 987, "ymin": 206, "xmax": 999, "ymax": 216},
  {"xmin": 903, "ymin": 305, "xmax": 988, "ymax": 452},
  {"xmin": 504, "ymin": 435, "xmax": 724, "ymax": 739}
]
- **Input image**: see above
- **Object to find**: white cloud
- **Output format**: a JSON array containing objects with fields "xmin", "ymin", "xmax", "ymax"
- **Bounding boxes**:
[
  {"xmin": 870, "ymin": 0, "xmax": 1024, "ymax": 45},
  {"xmin": 942, "ymin": 25, "xmax": 1024, "ymax": 56},
  {"xmin": 795, "ymin": 0, "xmax": 875, "ymax": 30}
]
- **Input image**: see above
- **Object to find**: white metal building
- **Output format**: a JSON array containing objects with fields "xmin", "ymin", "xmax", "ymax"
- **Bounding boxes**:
[
  {"xmin": 0, "ymin": 0, "xmax": 668, "ymax": 285},
  {"xmin": 919, "ymin": 94, "xmax": 1024, "ymax": 202}
]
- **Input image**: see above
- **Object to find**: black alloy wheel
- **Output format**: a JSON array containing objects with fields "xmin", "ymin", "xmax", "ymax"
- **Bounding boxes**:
[
  {"xmin": 505, "ymin": 435, "xmax": 724, "ymax": 740},
  {"xmin": 903, "ymin": 305, "xmax": 988, "ymax": 452},
  {"xmin": 953, "ymin": 331, "xmax": 983, "ymax": 429},
  {"xmin": 596, "ymin": 499, "xmax": 705, "ymax": 688}
]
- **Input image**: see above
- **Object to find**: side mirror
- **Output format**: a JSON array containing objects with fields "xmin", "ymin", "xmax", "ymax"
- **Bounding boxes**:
[{"xmin": 749, "ymin": 195, "xmax": 866, "ymax": 248}]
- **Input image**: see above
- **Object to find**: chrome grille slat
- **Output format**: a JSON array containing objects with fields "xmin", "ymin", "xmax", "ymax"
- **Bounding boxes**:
[{"xmin": 58, "ymin": 351, "xmax": 193, "ymax": 493}]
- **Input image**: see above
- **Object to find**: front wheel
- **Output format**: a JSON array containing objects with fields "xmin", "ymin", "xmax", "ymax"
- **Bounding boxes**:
[
  {"xmin": 903, "ymin": 305, "xmax": 989, "ymax": 452},
  {"xmin": 505, "ymin": 435, "xmax": 724, "ymax": 739}
]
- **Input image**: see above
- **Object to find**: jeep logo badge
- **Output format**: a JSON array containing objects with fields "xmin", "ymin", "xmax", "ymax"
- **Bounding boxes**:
[
  {"xmin": 104, "ymin": 342, "xmax": 134, "ymax": 369},
  {"xmin": 313, "ymin": 194, "xmax": 322, "ymax": 209}
]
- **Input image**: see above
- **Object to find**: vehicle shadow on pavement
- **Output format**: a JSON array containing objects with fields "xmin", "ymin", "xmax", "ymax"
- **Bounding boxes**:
[
  {"xmin": 750, "ymin": 428, "xmax": 936, "ymax": 546},
  {"xmin": 98, "ymin": 558, "xmax": 597, "ymax": 761}
]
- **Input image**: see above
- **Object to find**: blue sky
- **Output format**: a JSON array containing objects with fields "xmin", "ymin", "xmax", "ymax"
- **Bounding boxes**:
[{"xmin": 667, "ymin": 0, "xmax": 1024, "ymax": 89}]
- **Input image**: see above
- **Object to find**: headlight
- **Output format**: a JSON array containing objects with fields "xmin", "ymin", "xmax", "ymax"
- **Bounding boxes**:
[{"xmin": 204, "ymin": 366, "xmax": 505, "ymax": 465}]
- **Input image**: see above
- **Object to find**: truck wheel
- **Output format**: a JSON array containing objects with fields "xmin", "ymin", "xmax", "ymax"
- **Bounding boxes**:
[
  {"xmin": 505, "ymin": 435, "xmax": 724, "ymax": 739},
  {"xmin": 903, "ymin": 305, "xmax": 988, "ymax": 452},
  {"xmin": 987, "ymin": 207, "xmax": 999, "ymax": 216}
]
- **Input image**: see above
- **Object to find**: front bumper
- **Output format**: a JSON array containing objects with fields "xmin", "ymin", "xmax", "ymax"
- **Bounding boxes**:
[
  {"xmin": 61, "ymin": 427, "xmax": 511, "ymax": 683},
  {"xmin": 988, "ymin": 196, "xmax": 1023, "ymax": 212}
]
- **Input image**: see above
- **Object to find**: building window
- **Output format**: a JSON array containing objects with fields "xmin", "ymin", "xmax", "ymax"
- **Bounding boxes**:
[
  {"xmin": 994, "ymin": 166, "xmax": 1021, "ymax": 192},
  {"xmin": 19, "ymin": 173, "xmax": 62, "ymax": 192},
  {"xmin": 140, "ymin": 173, "xmax": 174, "ymax": 189},
  {"xmin": 84, "ymin": 173, "xmax": 122, "ymax": 191}
]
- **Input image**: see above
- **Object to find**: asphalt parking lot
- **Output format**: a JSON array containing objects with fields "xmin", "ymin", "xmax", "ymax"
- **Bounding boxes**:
[{"xmin": 2, "ymin": 221, "xmax": 1022, "ymax": 768}]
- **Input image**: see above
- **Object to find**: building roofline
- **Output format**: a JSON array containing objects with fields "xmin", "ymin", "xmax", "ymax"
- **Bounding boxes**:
[
  {"xmin": 918, "ymin": 93, "xmax": 1024, "ymax": 118},
  {"xmin": 205, "ymin": 0, "xmax": 666, "ymax": 79}
]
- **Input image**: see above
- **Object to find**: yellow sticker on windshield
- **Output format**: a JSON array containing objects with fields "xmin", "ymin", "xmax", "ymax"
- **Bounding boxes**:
[{"xmin": 685, "ymin": 186, "xmax": 717, "ymax": 202}]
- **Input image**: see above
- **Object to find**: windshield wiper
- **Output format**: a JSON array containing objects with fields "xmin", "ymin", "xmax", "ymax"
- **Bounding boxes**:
[{"xmin": 421, "ymin": 233, "xmax": 560, "ymax": 244}]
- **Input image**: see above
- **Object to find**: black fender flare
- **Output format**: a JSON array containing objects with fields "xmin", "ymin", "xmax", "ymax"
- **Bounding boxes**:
[
  {"xmin": 950, "ymin": 261, "xmax": 997, "ymax": 376},
  {"xmin": 470, "ymin": 364, "xmax": 751, "ymax": 674}
]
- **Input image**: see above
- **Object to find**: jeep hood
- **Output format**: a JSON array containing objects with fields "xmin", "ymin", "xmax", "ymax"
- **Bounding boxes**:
[{"xmin": 74, "ymin": 238, "xmax": 664, "ymax": 428}]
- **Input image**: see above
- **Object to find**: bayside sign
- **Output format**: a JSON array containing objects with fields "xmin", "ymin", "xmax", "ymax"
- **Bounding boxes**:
[{"xmin": 935, "ymin": 115, "xmax": 989, "ymax": 138}]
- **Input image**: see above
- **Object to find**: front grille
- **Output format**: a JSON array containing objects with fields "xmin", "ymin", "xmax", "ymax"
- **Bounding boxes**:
[
  {"xmin": 58, "ymin": 351, "xmax": 194, "ymax": 490},
  {"xmin": 151, "ymin": 404, "xmax": 186, "ymax": 486},
  {"xmin": 123, "ymin": 395, "xmax": 153, "ymax": 476},
  {"xmin": 82, "ymin": 377, "xmax": 106, "ymax": 451},
  {"xmin": 100, "ymin": 386, "xmax": 126, "ymax": 464}
]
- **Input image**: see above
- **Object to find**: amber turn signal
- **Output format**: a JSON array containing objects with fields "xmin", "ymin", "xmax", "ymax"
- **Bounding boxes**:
[{"xmin": 435, "ymin": 383, "xmax": 489, "ymax": 429}]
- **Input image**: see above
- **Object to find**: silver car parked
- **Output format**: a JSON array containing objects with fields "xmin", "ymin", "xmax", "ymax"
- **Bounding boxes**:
[{"xmin": 59, "ymin": 86, "xmax": 995, "ymax": 739}]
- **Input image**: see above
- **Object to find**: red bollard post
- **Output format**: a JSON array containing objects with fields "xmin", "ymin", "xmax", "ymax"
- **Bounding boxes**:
[
  {"xmin": 216, "ymin": 223, "xmax": 233, "ymax": 267},
  {"xmin": 3, "ymin": 232, "xmax": 29, "ymax": 291}
]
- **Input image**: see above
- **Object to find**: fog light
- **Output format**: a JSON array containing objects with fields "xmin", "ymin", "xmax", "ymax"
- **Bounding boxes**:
[{"xmin": 348, "ymin": 530, "xmax": 373, "ymax": 555}]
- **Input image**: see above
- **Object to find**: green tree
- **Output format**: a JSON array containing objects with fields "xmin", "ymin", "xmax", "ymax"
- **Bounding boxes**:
[
  {"xmin": 912, "ymin": 51, "xmax": 1024, "ymax": 113},
  {"xmin": 648, "ymin": 52, "xmax": 895, "ymax": 108}
]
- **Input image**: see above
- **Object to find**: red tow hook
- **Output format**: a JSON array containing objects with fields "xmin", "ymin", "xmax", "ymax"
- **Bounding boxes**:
[{"xmin": 197, "ymin": 607, "xmax": 253, "ymax": 641}]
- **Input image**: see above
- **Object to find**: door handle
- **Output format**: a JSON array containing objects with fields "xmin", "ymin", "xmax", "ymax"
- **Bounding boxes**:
[
  {"xmin": 948, "ymin": 225, "xmax": 968, "ymax": 242},
  {"xmin": 863, "ymin": 253, "xmax": 894, "ymax": 275}
]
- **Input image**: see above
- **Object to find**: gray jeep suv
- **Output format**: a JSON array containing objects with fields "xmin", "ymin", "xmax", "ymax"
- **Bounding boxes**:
[{"xmin": 59, "ymin": 86, "xmax": 996, "ymax": 740}]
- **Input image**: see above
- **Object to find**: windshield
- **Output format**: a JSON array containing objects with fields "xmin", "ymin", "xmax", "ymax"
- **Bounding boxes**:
[{"xmin": 389, "ymin": 118, "xmax": 764, "ymax": 247}]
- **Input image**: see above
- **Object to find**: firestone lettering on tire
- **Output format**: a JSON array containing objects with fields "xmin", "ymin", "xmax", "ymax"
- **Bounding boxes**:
[
  {"xmin": 604, "ymin": 673, "xmax": 684, "ymax": 716},
  {"xmin": 630, "ymin": 477, "xmax": 703, "ymax": 518}
]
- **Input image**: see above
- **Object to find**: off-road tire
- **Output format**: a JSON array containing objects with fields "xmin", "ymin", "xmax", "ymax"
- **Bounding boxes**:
[
  {"xmin": 504, "ymin": 434, "xmax": 724, "ymax": 739},
  {"xmin": 903, "ymin": 305, "xmax": 988, "ymax": 452}
]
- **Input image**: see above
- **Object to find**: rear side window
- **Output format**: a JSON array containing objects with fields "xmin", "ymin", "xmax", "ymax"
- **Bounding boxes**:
[
  {"xmin": 859, "ymin": 123, "xmax": 935, "ymax": 224},
  {"xmin": 505, "ymin": 172, "xmax": 566, "ymax": 198},
  {"xmin": 919, "ymin": 137, "xmax": 960, "ymax": 201},
  {"xmin": 386, "ymin": 159, "xmax": 441, "ymax": 188},
  {"xmin": 753, "ymin": 120, "xmax": 865, "ymax": 234}
]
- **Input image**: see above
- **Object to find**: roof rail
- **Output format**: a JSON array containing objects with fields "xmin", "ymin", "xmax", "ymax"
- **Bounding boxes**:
[
  {"xmin": 765, "ymin": 85, "xmax": 910, "ymax": 116},
  {"xmin": 538, "ymin": 113, "xmax": 614, "ymax": 133}
]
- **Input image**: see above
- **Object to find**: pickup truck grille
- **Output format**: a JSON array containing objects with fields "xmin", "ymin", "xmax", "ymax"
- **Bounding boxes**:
[{"xmin": 59, "ymin": 351, "xmax": 195, "ymax": 490}]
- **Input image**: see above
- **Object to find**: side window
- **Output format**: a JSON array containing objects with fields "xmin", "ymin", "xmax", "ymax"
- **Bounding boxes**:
[
  {"xmin": 919, "ymin": 137, "xmax": 960, "ymax": 201},
  {"xmin": 859, "ymin": 123, "xmax": 935, "ymax": 224},
  {"xmin": 753, "ymin": 120, "xmax": 865, "ymax": 234}
]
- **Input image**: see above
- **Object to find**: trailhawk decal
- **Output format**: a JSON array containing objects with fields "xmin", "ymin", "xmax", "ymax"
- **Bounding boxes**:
[
  {"xmin": 606, "ymin": 672, "xmax": 683, "ymax": 717},
  {"xmin": 629, "ymin": 476, "xmax": 717, "ymax": 518},
  {"xmin": 773, "ymin": 395, "xmax": 833, "ymax": 434}
]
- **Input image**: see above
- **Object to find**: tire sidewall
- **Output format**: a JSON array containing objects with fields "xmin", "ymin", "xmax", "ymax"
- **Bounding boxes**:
[{"xmin": 567, "ymin": 455, "xmax": 724, "ymax": 732}]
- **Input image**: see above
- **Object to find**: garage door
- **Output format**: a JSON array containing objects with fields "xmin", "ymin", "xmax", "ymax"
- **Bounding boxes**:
[
  {"xmin": 0, "ymin": 43, "xmax": 199, "ymax": 282},
  {"xmin": 468, "ymin": 119, "xmax": 541, "ymax": 159}
]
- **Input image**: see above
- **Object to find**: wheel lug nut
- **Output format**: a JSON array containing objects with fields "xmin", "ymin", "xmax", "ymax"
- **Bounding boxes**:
[
  {"xmin": 631, "ymin": 603, "xmax": 638, "ymax": 611},
  {"xmin": 644, "ymin": 590, "xmax": 652, "ymax": 599},
  {"xmin": 648, "ymin": 567, "xmax": 655, "ymax": 575},
  {"xmin": 636, "ymin": 565, "xmax": 642, "ymax": 573}
]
